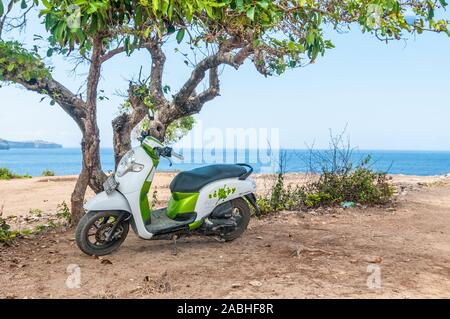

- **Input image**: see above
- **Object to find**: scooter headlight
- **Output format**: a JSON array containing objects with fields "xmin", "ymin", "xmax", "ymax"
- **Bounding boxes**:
[{"xmin": 116, "ymin": 149, "xmax": 144, "ymax": 177}]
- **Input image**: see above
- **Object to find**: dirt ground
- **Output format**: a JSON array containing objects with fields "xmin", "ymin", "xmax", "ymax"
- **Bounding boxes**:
[{"xmin": 0, "ymin": 173, "xmax": 450, "ymax": 298}]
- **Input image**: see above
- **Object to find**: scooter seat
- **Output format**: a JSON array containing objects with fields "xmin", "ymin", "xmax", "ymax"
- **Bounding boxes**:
[{"xmin": 170, "ymin": 164, "xmax": 248, "ymax": 193}]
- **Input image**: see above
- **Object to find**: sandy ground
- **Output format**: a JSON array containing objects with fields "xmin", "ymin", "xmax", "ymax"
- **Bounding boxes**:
[
  {"xmin": 0, "ymin": 173, "xmax": 450, "ymax": 298},
  {"xmin": 0, "ymin": 172, "xmax": 441, "ymax": 217}
]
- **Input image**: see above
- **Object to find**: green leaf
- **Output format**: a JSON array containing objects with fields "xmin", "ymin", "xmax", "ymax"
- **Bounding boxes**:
[
  {"xmin": 41, "ymin": 0, "xmax": 51, "ymax": 9},
  {"xmin": 23, "ymin": 72, "xmax": 31, "ymax": 81},
  {"xmin": 235, "ymin": 0, "xmax": 244, "ymax": 12},
  {"xmin": 257, "ymin": 0, "xmax": 269, "ymax": 10},
  {"xmin": 167, "ymin": 25, "xmax": 175, "ymax": 34},
  {"xmin": 135, "ymin": 6, "xmax": 142, "ymax": 26},
  {"xmin": 124, "ymin": 37, "xmax": 130, "ymax": 54},
  {"xmin": 152, "ymin": 0, "xmax": 159, "ymax": 15},
  {"xmin": 7, "ymin": 63, "xmax": 14, "ymax": 71},
  {"xmin": 306, "ymin": 32, "xmax": 315, "ymax": 45},
  {"xmin": 0, "ymin": 1, "xmax": 4, "ymax": 16},
  {"xmin": 21, "ymin": 0, "xmax": 27, "ymax": 9},
  {"xmin": 176, "ymin": 28, "xmax": 185, "ymax": 44},
  {"xmin": 246, "ymin": 7, "xmax": 255, "ymax": 21}
]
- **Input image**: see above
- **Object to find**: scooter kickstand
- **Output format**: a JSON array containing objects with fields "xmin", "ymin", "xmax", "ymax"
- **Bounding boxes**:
[{"xmin": 171, "ymin": 235, "xmax": 178, "ymax": 256}]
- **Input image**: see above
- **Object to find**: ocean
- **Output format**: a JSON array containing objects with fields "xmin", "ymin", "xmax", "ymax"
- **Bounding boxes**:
[{"xmin": 1, "ymin": 148, "xmax": 450, "ymax": 177}]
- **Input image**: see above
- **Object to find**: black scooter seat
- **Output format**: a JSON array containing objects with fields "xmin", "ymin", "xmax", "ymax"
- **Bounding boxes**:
[{"xmin": 169, "ymin": 164, "xmax": 248, "ymax": 193}]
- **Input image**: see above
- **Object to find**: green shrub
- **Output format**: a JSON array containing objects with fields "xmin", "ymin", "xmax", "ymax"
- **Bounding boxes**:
[
  {"xmin": 42, "ymin": 169, "xmax": 55, "ymax": 176},
  {"xmin": 256, "ymin": 174, "xmax": 307, "ymax": 215},
  {"xmin": 256, "ymin": 131, "xmax": 395, "ymax": 215},
  {"xmin": 0, "ymin": 168, "xmax": 14, "ymax": 180},
  {"xmin": 29, "ymin": 208, "xmax": 43, "ymax": 217},
  {"xmin": 1, "ymin": 203, "xmax": 68, "ymax": 245},
  {"xmin": 304, "ymin": 162, "xmax": 394, "ymax": 207},
  {"xmin": 0, "ymin": 167, "xmax": 31, "ymax": 180},
  {"xmin": 56, "ymin": 201, "xmax": 71, "ymax": 225},
  {"xmin": 0, "ymin": 216, "xmax": 18, "ymax": 245},
  {"xmin": 257, "ymin": 162, "xmax": 393, "ymax": 215}
]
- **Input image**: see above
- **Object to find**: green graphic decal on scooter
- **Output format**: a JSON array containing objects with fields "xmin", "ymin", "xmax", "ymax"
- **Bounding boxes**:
[{"xmin": 209, "ymin": 185, "xmax": 236, "ymax": 200}]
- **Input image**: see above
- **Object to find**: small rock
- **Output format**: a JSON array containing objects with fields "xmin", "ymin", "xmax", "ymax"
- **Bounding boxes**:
[
  {"xmin": 249, "ymin": 280, "xmax": 262, "ymax": 287},
  {"xmin": 100, "ymin": 259, "xmax": 113, "ymax": 265},
  {"xmin": 366, "ymin": 256, "xmax": 383, "ymax": 264},
  {"xmin": 231, "ymin": 283, "xmax": 241, "ymax": 288},
  {"xmin": 256, "ymin": 236, "xmax": 263, "ymax": 240}
]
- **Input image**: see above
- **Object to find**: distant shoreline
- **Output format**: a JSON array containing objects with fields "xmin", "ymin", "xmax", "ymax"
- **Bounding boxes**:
[{"xmin": 0, "ymin": 138, "xmax": 62, "ymax": 150}]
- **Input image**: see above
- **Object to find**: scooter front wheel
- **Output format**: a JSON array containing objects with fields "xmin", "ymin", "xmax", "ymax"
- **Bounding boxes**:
[{"xmin": 75, "ymin": 211, "xmax": 129, "ymax": 256}]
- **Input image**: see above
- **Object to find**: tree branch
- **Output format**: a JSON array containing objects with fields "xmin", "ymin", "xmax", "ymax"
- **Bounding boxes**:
[
  {"xmin": 8, "ymin": 76, "xmax": 86, "ymax": 130},
  {"xmin": 0, "ymin": 1, "xmax": 15, "ymax": 39},
  {"xmin": 86, "ymin": 37, "xmax": 103, "ymax": 107},
  {"xmin": 145, "ymin": 40, "xmax": 167, "ymax": 106},
  {"xmin": 173, "ymin": 44, "xmax": 253, "ymax": 111},
  {"xmin": 127, "ymin": 84, "xmax": 150, "ymax": 127},
  {"xmin": 197, "ymin": 67, "xmax": 220, "ymax": 105},
  {"xmin": 100, "ymin": 46, "xmax": 126, "ymax": 63}
]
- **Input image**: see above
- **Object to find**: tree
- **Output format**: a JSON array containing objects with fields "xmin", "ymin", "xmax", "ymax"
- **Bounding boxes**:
[{"xmin": 1, "ymin": 0, "xmax": 448, "ymax": 223}]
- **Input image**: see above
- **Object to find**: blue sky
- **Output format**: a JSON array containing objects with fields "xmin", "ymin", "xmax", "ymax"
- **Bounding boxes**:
[{"xmin": 1, "ymin": 11, "xmax": 450, "ymax": 150}]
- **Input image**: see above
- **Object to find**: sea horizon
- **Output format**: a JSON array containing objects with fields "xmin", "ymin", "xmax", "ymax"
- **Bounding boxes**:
[
  {"xmin": 32, "ymin": 146, "xmax": 450, "ymax": 152},
  {"xmin": 1, "ymin": 147, "xmax": 450, "ymax": 177}
]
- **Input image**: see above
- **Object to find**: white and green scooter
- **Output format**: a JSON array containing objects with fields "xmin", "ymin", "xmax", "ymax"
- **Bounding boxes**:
[{"xmin": 75, "ymin": 115, "xmax": 259, "ymax": 256}]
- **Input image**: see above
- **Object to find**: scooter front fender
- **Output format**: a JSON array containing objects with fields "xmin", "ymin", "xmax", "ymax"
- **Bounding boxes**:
[{"xmin": 84, "ymin": 190, "xmax": 132, "ymax": 213}]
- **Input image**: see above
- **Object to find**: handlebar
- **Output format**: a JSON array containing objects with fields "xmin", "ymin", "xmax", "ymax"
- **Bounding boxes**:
[
  {"xmin": 171, "ymin": 150, "xmax": 184, "ymax": 161},
  {"xmin": 154, "ymin": 146, "xmax": 183, "ymax": 161}
]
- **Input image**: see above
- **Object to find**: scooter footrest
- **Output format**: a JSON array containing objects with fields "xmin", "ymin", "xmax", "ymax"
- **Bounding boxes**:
[{"xmin": 145, "ymin": 208, "xmax": 196, "ymax": 235}]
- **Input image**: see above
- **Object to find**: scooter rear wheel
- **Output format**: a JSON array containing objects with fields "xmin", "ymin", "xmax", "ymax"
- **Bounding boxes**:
[
  {"xmin": 220, "ymin": 197, "xmax": 251, "ymax": 242},
  {"xmin": 75, "ymin": 211, "xmax": 129, "ymax": 256}
]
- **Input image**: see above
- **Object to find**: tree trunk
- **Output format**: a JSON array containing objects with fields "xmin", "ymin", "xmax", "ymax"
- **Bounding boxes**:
[
  {"xmin": 70, "ymin": 169, "xmax": 89, "ymax": 225},
  {"xmin": 149, "ymin": 111, "xmax": 167, "ymax": 142},
  {"xmin": 112, "ymin": 113, "xmax": 133, "ymax": 168},
  {"xmin": 70, "ymin": 115, "xmax": 105, "ymax": 224},
  {"xmin": 70, "ymin": 137, "xmax": 90, "ymax": 225},
  {"xmin": 112, "ymin": 95, "xmax": 148, "ymax": 167},
  {"xmin": 69, "ymin": 36, "xmax": 105, "ymax": 225}
]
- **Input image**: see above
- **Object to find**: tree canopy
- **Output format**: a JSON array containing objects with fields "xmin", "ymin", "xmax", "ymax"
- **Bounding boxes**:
[{"xmin": 37, "ymin": 0, "xmax": 450, "ymax": 73}]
